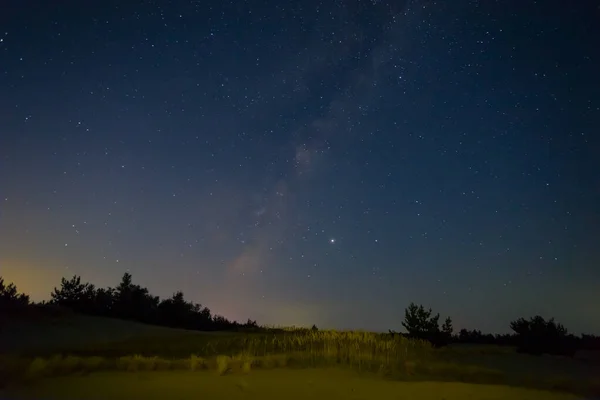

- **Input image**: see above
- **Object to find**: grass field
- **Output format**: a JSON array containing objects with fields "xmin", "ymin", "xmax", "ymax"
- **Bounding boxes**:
[{"xmin": 1, "ymin": 312, "xmax": 599, "ymax": 399}]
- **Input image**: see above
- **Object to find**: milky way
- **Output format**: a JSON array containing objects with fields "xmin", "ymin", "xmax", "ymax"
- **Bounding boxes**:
[{"xmin": 1, "ymin": 0, "xmax": 599, "ymax": 334}]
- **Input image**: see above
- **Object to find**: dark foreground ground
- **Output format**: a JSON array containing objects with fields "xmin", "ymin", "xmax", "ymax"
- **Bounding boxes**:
[{"xmin": 1, "ymin": 369, "xmax": 582, "ymax": 400}]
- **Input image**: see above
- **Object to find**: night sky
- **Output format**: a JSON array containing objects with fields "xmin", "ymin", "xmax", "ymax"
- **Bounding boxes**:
[{"xmin": 1, "ymin": 1, "xmax": 599, "ymax": 334}]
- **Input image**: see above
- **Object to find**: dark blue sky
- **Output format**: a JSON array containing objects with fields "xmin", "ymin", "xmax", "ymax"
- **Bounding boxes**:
[{"xmin": 1, "ymin": 0, "xmax": 599, "ymax": 334}]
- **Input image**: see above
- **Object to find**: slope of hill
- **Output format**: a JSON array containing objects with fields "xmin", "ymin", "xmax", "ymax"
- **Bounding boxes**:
[{"xmin": 0, "ymin": 306, "xmax": 194, "ymax": 354}]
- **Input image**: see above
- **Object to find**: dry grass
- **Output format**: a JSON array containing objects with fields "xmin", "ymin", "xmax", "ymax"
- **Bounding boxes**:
[{"xmin": 1, "ymin": 328, "xmax": 599, "ymax": 397}]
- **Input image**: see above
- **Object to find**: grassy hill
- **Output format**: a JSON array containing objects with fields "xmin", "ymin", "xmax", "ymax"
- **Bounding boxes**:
[
  {"xmin": 1, "ymin": 307, "xmax": 599, "ymax": 399},
  {"xmin": 0, "ymin": 305, "xmax": 216, "ymax": 356},
  {"xmin": 1, "ymin": 315, "xmax": 193, "ymax": 355}
]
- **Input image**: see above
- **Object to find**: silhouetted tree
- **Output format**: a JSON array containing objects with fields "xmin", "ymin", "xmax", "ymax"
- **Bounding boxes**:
[
  {"xmin": 45, "ymin": 272, "xmax": 253, "ymax": 332},
  {"xmin": 157, "ymin": 291, "xmax": 195, "ymax": 329},
  {"xmin": 245, "ymin": 319, "xmax": 258, "ymax": 327},
  {"xmin": 112, "ymin": 273, "xmax": 159, "ymax": 323},
  {"xmin": 510, "ymin": 315, "xmax": 575, "ymax": 356},
  {"xmin": 402, "ymin": 303, "xmax": 440, "ymax": 337},
  {"xmin": 456, "ymin": 328, "xmax": 498, "ymax": 345},
  {"xmin": 581, "ymin": 334, "xmax": 600, "ymax": 351},
  {"xmin": 0, "ymin": 277, "xmax": 30, "ymax": 308},
  {"xmin": 442, "ymin": 317, "xmax": 453, "ymax": 337},
  {"xmin": 402, "ymin": 302, "xmax": 455, "ymax": 346},
  {"xmin": 91, "ymin": 287, "xmax": 115, "ymax": 316},
  {"xmin": 458, "ymin": 328, "xmax": 471, "ymax": 342},
  {"xmin": 192, "ymin": 304, "xmax": 214, "ymax": 329},
  {"xmin": 50, "ymin": 275, "xmax": 96, "ymax": 312},
  {"xmin": 211, "ymin": 315, "xmax": 227, "ymax": 330},
  {"xmin": 5, "ymin": 272, "xmax": 600, "ymax": 349},
  {"xmin": 494, "ymin": 333, "xmax": 516, "ymax": 346},
  {"xmin": 400, "ymin": 303, "xmax": 459, "ymax": 347}
]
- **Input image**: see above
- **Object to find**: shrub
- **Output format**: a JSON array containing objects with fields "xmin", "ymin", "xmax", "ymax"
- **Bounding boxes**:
[
  {"xmin": 189, "ymin": 354, "xmax": 206, "ymax": 371},
  {"xmin": 116, "ymin": 355, "xmax": 152, "ymax": 371}
]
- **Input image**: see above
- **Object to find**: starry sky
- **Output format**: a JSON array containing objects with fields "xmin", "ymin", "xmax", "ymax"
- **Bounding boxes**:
[{"xmin": 1, "ymin": 0, "xmax": 599, "ymax": 334}]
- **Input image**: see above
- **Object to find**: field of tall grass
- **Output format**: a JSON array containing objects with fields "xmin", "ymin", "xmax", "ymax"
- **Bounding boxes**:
[
  {"xmin": 2, "ymin": 328, "xmax": 599, "ymax": 397},
  {"xmin": 2, "ymin": 330, "xmax": 430, "ymax": 384}
]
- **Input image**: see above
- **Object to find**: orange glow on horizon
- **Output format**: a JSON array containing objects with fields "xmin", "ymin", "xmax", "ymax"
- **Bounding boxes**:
[{"xmin": 0, "ymin": 260, "xmax": 66, "ymax": 302}]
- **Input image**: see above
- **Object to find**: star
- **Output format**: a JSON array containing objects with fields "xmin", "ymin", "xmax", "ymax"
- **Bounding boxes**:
[{"xmin": 0, "ymin": 0, "xmax": 597, "ymax": 336}]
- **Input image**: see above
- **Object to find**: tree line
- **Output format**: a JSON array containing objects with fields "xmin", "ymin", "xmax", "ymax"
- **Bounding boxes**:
[
  {"xmin": 0, "ymin": 274, "xmax": 257, "ymax": 332},
  {"xmin": 392, "ymin": 302, "xmax": 600, "ymax": 356},
  {"xmin": 1, "ymin": 275, "xmax": 599, "ymax": 356}
]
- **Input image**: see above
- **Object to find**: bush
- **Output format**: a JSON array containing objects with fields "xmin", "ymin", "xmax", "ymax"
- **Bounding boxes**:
[
  {"xmin": 510, "ymin": 316, "xmax": 575, "ymax": 356},
  {"xmin": 216, "ymin": 355, "xmax": 231, "ymax": 375},
  {"xmin": 189, "ymin": 354, "xmax": 207, "ymax": 371}
]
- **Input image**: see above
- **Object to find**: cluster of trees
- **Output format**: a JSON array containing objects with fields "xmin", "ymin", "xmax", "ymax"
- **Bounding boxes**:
[
  {"xmin": 395, "ymin": 302, "xmax": 600, "ymax": 356},
  {"xmin": 2, "ymin": 275, "xmax": 599, "ymax": 356},
  {"xmin": 1, "ymin": 274, "xmax": 257, "ymax": 332}
]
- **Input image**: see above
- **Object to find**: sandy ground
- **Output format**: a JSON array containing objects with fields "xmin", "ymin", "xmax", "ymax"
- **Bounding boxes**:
[{"xmin": 2, "ymin": 368, "xmax": 581, "ymax": 400}]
